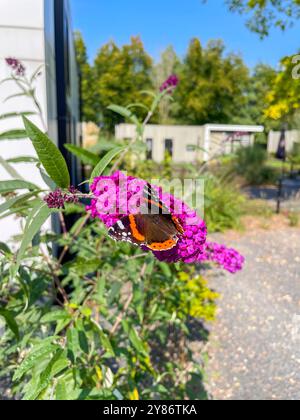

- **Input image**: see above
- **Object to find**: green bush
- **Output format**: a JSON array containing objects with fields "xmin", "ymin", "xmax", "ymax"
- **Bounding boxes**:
[
  {"xmin": 0, "ymin": 216, "xmax": 217, "ymax": 400},
  {"xmin": 235, "ymin": 145, "xmax": 277, "ymax": 185},
  {"xmin": 0, "ymin": 69, "xmax": 218, "ymax": 400},
  {"xmin": 204, "ymin": 175, "xmax": 245, "ymax": 233},
  {"xmin": 288, "ymin": 143, "xmax": 300, "ymax": 168}
]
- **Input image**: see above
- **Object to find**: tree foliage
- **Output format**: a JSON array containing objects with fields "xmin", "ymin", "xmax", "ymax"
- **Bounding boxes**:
[
  {"xmin": 74, "ymin": 32, "xmax": 98, "ymax": 123},
  {"xmin": 174, "ymin": 38, "xmax": 250, "ymax": 125},
  {"xmin": 94, "ymin": 37, "xmax": 154, "ymax": 131},
  {"xmin": 224, "ymin": 0, "xmax": 300, "ymax": 37},
  {"xmin": 264, "ymin": 53, "xmax": 300, "ymax": 123}
]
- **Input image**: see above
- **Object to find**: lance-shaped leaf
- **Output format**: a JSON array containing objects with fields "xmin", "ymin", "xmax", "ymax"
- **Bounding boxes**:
[
  {"xmin": 22, "ymin": 116, "xmax": 70, "ymax": 188},
  {"xmin": 14, "ymin": 203, "xmax": 55, "ymax": 276},
  {"xmin": 0, "ymin": 242, "xmax": 12, "ymax": 254},
  {"xmin": 0, "ymin": 156, "xmax": 23, "ymax": 179},
  {"xmin": 13, "ymin": 338, "xmax": 59, "ymax": 381},
  {"xmin": 0, "ymin": 192, "xmax": 38, "ymax": 215},
  {"xmin": 89, "ymin": 146, "xmax": 127, "ymax": 184},
  {"xmin": 0, "ymin": 129, "xmax": 27, "ymax": 141},
  {"xmin": 0, "ymin": 112, "xmax": 35, "ymax": 121},
  {"xmin": 0, "ymin": 309, "xmax": 19, "ymax": 339},
  {"xmin": 7, "ymin": 156, "xmax": 39, "ymax": 164},
  {"xmin": 107, "ymin": 104, "xmax": 140, "ymax": 126},
  {"xmin": 64, "ymin": 144, "xmax": 99, "ymax": 166},
  {"xmin": 0, "ymin": 180, "xmax": 39, "ymax": 194}
]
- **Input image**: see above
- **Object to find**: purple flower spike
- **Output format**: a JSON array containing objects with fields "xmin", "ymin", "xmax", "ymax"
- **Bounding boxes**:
[
  {"xmin": 5, "ymin": 57, "xmax": 26, "ymax": 76},
  {"xmin": 44, "ymin": 186, "xmax": 79, "ymax": 209},
  {"xmin": 44, "ymin": 189, "xmax": 66, "ymax": 209},
  {"xmin": 87, "ymin": 172, "xmax": 245, "ymax": 274},
  {"xmin": 160, "ymin": 74, "xmax": 179, "ymax": 93}
]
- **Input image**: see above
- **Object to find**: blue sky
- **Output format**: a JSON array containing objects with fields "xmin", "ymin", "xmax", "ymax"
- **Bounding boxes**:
[{"xmin": 70, "ymin": 0, "xmax": 300, "ymax": 69}]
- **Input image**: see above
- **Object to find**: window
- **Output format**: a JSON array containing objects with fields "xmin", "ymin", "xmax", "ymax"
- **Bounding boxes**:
[
  {"xmin": 146, "ymin": 138, "xmax": 153, "ymax": 160},
  {"xmin": 164, "ymin": 139, "xmax": 173, "ymax": 158},
  {"xmin": 186, "ymin": 145, "xmax": 196, "ymax": 152}
]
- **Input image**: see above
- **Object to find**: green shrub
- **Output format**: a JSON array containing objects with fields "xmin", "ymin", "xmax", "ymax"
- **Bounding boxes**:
[
  {"xmin": 235, "ymin": 145, "xmax": 277, "ymax": 185},
  {"xmin": 204, "ymin": 175, "xmax": 245, "ymax": 232},
  {"xmin": 0, "ymin": 69, "xmax": 218, "ymax": 400},
  {"xmin": 288, "ymin": 143, "xmax": 300, "ymax": 168}
]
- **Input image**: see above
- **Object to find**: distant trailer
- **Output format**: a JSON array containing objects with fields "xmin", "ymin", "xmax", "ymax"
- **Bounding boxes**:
[{"xmin": 115, "ymin": 123, "xmax": 264, "ymax": 163}]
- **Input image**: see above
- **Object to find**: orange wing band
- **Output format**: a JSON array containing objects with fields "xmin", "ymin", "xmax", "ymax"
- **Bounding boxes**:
[
  {"xmin": 128, "ymin": 214, "xmax": 146, "ymax": 242},
  {"xmin": 147, "ymin": 238, "xmax": 178, "ymax": 251}
]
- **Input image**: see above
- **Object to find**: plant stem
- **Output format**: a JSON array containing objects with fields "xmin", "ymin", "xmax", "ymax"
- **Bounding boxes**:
[
  {"xmin": 57, "ymin": 213, "xmax": 90, "ymax": 265},
  {"xmin": 109, "ymin": 263, "xmax": 147, "ymax": 336}
]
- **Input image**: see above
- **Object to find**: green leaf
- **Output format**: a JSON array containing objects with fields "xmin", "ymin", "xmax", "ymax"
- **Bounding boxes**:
[
  {"xmin": 0, "ymin": 309, "xmax": 19, "ymax": 339},
  {"xmin": 7, "ymin": 156, "xmax": 39, "ymax": 164},
  {"xmin": 127, "ymin": 103, "xmax": 149, "ymax": 112},
  {"xmin": 140, "ymin": 90, "xmax": 157, "ymax": 99},
  {"xmin": 0, "ymin": 156, "xmax": 23, "ymax": 179},
  {"xmin": 89, "ymin": 138, "xmax": 123, "ymax": 153},
  {"xmin": 4, "ymin": 92, "xmax": 30, "ymax": 102},
  {"xmin": 69, "ymin": 258, "xmax": 101, "ymax": 275},
  {"xmin": 159, "ymin": 262, "xmax": 172, "ymax": 278},
  {"xmin": 14, "ymin": 203, "xmax": 55, "ymax": 276},
  {"xmin": 0, "ymin": 179, "xmax": 39, "ymax": 194},
  {"xmin": 128, "ymin": 327, "xmax": 147, "ymax": 355},
  {"xmin": 40, "ymin": 310, "xmax": 71, "ymax": 324},
  {"xmin": 0, "ymin": 192, "xmax": 38, "ymax": 215},
  {"xmin": 89, "ymin": 146, "xmax": 127, "ymax": 184},
  {"xmin": 36, "ymin": 163, "xmax": 57, "ymax": 190},
  {"xmin": 13, "ymin": 338, "xmax": 58, "ymax": 381},
  {"xmin": 107, "ymin": 104, "xmax": 140, "ymax": 126},
  {"xmin": 67, "ymin": 328, "xmax": 80, "ymax": 363},
  {"xmin": 0, "ymin": 112, "xmax": 35, "ymax": 121},
  {"xmin": 0, "ymin": 242, "xmax": 11, "ymax": 254},
  {"xmin": 55, "ymin": 381, "xmax": 68, "ymax": 400},
  {"xmin": 22, "ymin": 116, "xmax": 70, "ymax": 188},
  {"xmin": 0, "ymin": 129, "xmax": 27, "ymax": 141},
  {"xmin": 23, "ymin": 349, "xmax": 64, "ymax": 400},
  {"xmin": 64, "ymin": 144, "xmax": 99, "ymax": 166}
]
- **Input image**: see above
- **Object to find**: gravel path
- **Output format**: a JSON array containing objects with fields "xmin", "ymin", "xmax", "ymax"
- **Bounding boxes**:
[{"xmin": 206, "ymin": 227, "xmax": 300, "ymax": 400}]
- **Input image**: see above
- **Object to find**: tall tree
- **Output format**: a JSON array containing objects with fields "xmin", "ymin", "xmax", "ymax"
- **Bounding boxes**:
[
  {"xmin": 264, "ymin": 53, "xmax": 300, "ymax": 125},
  {"xmin": 224, "ymin": 0, "xmax": 300, "ymax": 37},
  {"xmin": 94, "ymin": 36, "xmax": 154, "ymax": 132},
  {"xmin": 237, "ymin": 64, "xmax": 278, "ymax": 128},
  {"xmin": 74, "ymin": 32, "xmax": 98, "ymax": 122},
  {"xmin": 175, "ymin": 38, "xmax": 250, "ymax": 125}
]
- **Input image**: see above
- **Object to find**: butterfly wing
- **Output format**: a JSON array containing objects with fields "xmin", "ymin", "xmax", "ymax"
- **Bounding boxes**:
[
  {"xmin": 108, "ymin": 216, "xmax": 145, "ymax": 247},
  {"xmin": 107, "ymin": 183, "xmax": 184, "ymax": 251},
  {"xmin": 142, "ymin": 183, "xmax": 184, "ymax": 235},
  {"xmin": 142, "ymin": 183, "xmax": 170, "ymax": 215}
]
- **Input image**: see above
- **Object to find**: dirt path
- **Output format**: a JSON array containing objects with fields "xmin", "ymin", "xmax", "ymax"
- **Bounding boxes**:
[{"xmin": 205, "ymin": 227, "xmax": 300, "ymax": 400}]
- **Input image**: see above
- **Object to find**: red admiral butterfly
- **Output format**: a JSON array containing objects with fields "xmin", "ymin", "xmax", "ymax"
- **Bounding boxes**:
[{"xmin": 108, "ymin": 183, "xmax": 184, "ymax": 251}]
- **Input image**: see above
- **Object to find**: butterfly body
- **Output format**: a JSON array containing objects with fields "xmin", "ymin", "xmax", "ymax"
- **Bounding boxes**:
[{"xmin": 108, "ymin": 184, "xmax": 184, "ymax": 251}]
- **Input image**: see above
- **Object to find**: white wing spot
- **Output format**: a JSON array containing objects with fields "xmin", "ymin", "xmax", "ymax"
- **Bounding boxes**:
[{"xmin": 117, "ymin": 220, "xmax": 125, "ymax": 230}]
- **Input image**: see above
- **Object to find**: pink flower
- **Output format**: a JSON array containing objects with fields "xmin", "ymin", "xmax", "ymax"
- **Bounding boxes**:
[{"xmin": 87, "ymin": 172, "xmax": 244, "ymax": 273}]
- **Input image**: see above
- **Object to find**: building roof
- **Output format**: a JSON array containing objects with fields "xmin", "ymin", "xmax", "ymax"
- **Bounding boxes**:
[
  {"xmin": 116, "ymin": 123, "xmax": 264, "ymax": 133},
  {"xmin": 204, "ymin": 124, "xmax": 264, "ymax": 133}
]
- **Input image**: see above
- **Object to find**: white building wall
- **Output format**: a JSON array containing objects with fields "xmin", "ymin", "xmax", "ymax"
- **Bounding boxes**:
[
  {"xmin": 0, "ymin": 0, "xmax": 49, "ymax": 243},
  {"xmin": 115, "ymin": 123, "xmax": 264, "ymax": 164},
  {"xmin": 115, "ymin": 124, "xmax": 204, "ymax": 163},
  {"xmin": 268, "ymin": 130, "xmax": 300, "ymax": 154}
]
